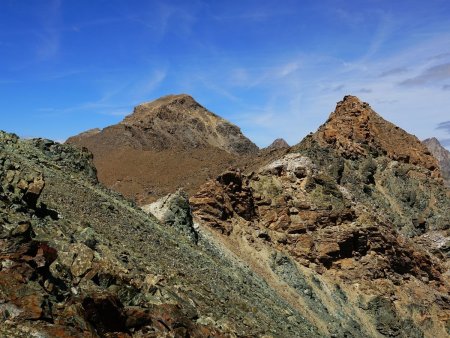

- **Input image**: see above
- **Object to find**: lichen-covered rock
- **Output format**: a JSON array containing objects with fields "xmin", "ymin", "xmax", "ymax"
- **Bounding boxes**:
[
  {"xmin": 0, "ymin": 131, "xmax": 321, "ymax": 337},
  {"xmin": 141, "ymin": 189, "xmax": 198, "ymax": 242}
]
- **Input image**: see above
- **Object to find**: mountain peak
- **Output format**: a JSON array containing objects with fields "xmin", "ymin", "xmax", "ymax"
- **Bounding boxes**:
[
  {"xmin": 122, "ymin": 94, "xmax": 205, "ymax": 125},
  {"xmin": 330, "ymin": 95, "xmax": 372, "ymax": 119},
  {"xmin": 266, "ymin": 138, "xmax": 290, "ymax": 150},
  {"xmin": 423, "ymin": 137, "xmax": 440, "ymax": 147},
  {"xmin": 423, "ymin": 137, "xmax": 450, "ymax": 186},
  {"xmin": 117, "ymin": 94, "xmax": 257, "ymax": 155},
  {"xmin": 137, "ymin": 93, "xmax": 198, "ymax": 109},
  {"xmin": 312, "ymin": 96, "xmax": 440, "ymax": 174}
]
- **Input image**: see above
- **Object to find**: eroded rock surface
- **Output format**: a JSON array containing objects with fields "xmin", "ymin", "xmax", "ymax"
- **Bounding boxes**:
[
  {"xmin": 141, "ymin": 189, "xmax": 198, "ymax": 242},
  {"xmin": 191, "ymin": 97, "xmax": 450, "ymax": 337},
  {"xmin": 0, "ymin": 131, "xmax": 321, "ymax": 337}
]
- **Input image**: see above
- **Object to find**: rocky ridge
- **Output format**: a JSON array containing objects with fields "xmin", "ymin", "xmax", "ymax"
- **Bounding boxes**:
[
  {"xmin": 423, "ymin": 137, "xmax": 450, "ymax": 187},
  {"xmin": 0, "ymin": 131, "xmax": 322, "ymax": 337},
  {"xmin": 3, "ymin": 95, "xmax": 450, "ymax": 337},
  {"xmin": 190, "ymin": 96, "xmax": 450, "ymax": 337}
]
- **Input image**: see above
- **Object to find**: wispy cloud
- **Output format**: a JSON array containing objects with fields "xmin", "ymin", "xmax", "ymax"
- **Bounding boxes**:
[
  {"xmin": 133, "ymin": 3, "xmax": 198, "ymax": 41},
  {"xmin": 399, "ymin": 62, "xmax": 450, "ymax": 86},
  {"xmin": 428, "ymin": 52, "xmax": 450, "ymax": 60},
  {"xmin": 436, "ymin": 121, "xmax": 450, "ymax": 133},
  {"xmin": 98, "ymin": 111, "xmax": 128, "ymax": 117},
  {"xmin": 379, "ymin": 67, "xmax": 409, "ymax": 77},
  {"xmin": 35, "ymin": 0, "xmax": 62, "ymax": 61},
  {"xmin": 130, "ymin": 68, "xmax": 168, "ymax": 102}
]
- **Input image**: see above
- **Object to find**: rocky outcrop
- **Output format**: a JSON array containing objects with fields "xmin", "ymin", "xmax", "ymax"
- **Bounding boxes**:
[
  {"xmin": 190, "ymin": 97, "xmax": 450, "ymax": 337},
  {"xmin": 191, "ymin": 170, "xmax": 256, "ymax": 235},
  {"xmin": 141, "ymin": 189, "xmax": 198, "ymax": 242},
  {"xmin": 423, "ymin": 137, "xmax": 450, "ymax": 186},
  {"xmin": 312, "ymin": 96, "xmax": 440, "ymax": 175}
]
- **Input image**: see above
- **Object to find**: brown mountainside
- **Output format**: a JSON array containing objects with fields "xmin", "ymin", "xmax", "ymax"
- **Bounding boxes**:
[
  {"xmin": 266, "ymin": 138, "xmax": 290, "ymax": 150},
  {"xmin": 66, "ymin": 94, "xmax": 262, "ymax": 204}
]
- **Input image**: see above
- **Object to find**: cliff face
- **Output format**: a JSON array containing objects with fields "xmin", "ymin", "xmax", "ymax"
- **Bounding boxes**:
[
  {"xmin": 423, "ymin": 137, "xmax": 450, "ymax": 187},
  {"xmin": 66, "ymin": 94, "xmax": 259, "ymax": 204},
  {"xmin": 190, "ymin": 97, "xmax": 450, "ymax": 337}
]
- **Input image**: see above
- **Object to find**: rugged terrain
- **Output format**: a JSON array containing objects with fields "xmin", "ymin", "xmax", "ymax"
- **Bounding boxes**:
[
  {"xmin": 423, "ymin": 137, "xmax": 450, "ymax": 187},
  {"xmin": 0, "ymin": 131, "xmax": 322, "ymax": 337},
  {"xmin": 66, "ymin": 94, "xmax": 260, "ymax": 204},
  {"xmin": 190, "ymin": 96, "xmax": 450, "ymax": 337},
  {"xmin": 2, "ymin": 95, "xmax": 449, "ymax": 337}
]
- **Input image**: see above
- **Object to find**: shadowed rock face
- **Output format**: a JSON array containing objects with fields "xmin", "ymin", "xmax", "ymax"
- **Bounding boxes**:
[
  {"xmin": 423, "ymin": 137, "xmax": 450, "ymax": 187},
  {"xmin": 66, "ymin": 94, "xmax": 259, "ymax": 204},
  {"xmin": 191, "ymin": 97, "xmax": 450, "ymax": 338}
]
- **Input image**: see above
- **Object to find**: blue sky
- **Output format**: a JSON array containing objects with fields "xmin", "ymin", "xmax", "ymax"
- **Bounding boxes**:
[{"xmin": 1, "ymin": 0, "xmax": 450, "ymax": 149}]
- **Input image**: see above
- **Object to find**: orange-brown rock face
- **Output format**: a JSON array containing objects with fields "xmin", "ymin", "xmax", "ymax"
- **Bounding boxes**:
[
  {"xmin": 315, "ymin": 95, "xmax": 440, "ymax": 174},
  {"xmin": 191, "ymin": 155, "xmax": 450, "ymax": 337},
  {"xmin": 191, "ymin": 97, "xmax": 450, "ymax": 337}
]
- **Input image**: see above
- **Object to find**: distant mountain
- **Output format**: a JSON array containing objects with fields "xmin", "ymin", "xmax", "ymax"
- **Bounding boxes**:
[
  {"xmin": 265, "ymin": 138, "xmax": 290, "ymax": 150},
  {"xmin": 423, "ymin": 137, "xmax": 450, "ymax": 187},
  {"xmin": 67, "ymin": 94, "xmax": 259, "ymax": 204},
  {"xmin": 68, "ymin": 94, "xmax": 258, "ymax": 154}
]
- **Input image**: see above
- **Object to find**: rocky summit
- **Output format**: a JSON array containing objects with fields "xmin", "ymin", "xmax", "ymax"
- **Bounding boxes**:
[
  {"xmin": 191, "ymin": 96, "xmax": 450, "ymax": 337},
  {"xmin": 423, "ymin": 137, "xmax": 450, "ymax": 187},
  {"xmin": 66, "ymin": 94, "xmax": 260, "ymax": 204},
  {"xmin": 266, "ymin": 138, "xmax": 290, "ymax": 150},
  {"xmin": 1, "ymin": 95, "xmax": 450, "ymax": 338}
]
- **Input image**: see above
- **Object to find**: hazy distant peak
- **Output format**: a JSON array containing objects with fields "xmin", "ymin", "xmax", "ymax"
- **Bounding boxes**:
[
  {"xmin": 423, "ymin": 137, "xmax": 450, "ymax": 186},
  {"xmin": 266, "ymin": 138, "xmax": 290, "ymax": 149}
]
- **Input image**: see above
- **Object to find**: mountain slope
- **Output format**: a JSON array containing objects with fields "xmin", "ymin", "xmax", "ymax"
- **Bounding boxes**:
[
  {"xmin": 66, "ymin": 94, "xmax": 259, "ymax": 204},
  {"xmin": 190, "ymin": 96, "xmax": 450, "ymax": 337},
  {"xmin": 293, "ymin": 96, "xmax": 448, "ymax": 237},
  {"xmin": 423, "ymin": 137, "xmax": 450, "ymax": 187},
  {"xmin": 0, "ymin": 131, "xmax": 323, "ymax": 337}
]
